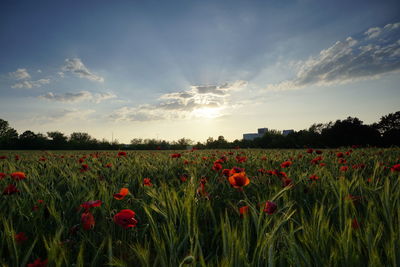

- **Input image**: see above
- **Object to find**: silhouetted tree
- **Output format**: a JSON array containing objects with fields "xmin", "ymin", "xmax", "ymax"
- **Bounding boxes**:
[
  {"xmin": 18, "ymin": 130, "xmax": 48, "ymax": 149},
  {"xmin": 374, "ymin": 111, "xmax": 400, "ymax": 134},
  {"xmin": 69, "ymin": 132, "xmax": 98, "ymax": 149},
  {"xmin": 321, "ymin": 117, "xmax": 380, "ymax": 147},
  {"xmin": 0, "ymin": 119, "xmax": 18, "ymax": 149},
  {"xmin": 47, "ymin": 131, "xmax": 68, "ymax": 149}
]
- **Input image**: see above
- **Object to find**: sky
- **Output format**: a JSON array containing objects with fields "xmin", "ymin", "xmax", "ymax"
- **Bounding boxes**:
[{"xmin": 0, "ymin": 0, "xmax": 399, "ymax": 143}]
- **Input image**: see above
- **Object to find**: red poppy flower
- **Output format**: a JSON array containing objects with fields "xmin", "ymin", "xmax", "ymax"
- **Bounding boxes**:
[
  {"xmin": 239, "ymin": 206, "xmax": 249, "ymax": 217},
  {"xmin": 228, "ymin": 172, "xmax": 250, "ymax": 189},
  {"xmin": 222, "ymin": 169, "xmax": 231, "ymax": 177},
  {"xmin": 105, "ymin": 163, "xmax": 113, "ymax": 168},
  {"xmin": 264, "ymin": 201, "xmax": 277, "ymax": 215},
  {"xmin": 180, "ymin": 174, "xmax": 188, "ymax": 182},
  {"xmin": 351, "ymin": 218, "xmax": 360, "ymax": 229},
  {"xmin": 219, "ymin": 156, "xmax": 228, "ymax": 163},
  {"xmin": 3, "ymin": 184, "xmax": 19, "ymax": 195},
  {"xmin": 81, "ymin": 212, "xmax": 95, "ymax": 230},
  {"xmin": 282, "ymin": 177, "xmax": 293, "ymax": 187},
  {"xmin": 117, "ymin": 151, "xmax": 127, "ymax": 157},
  {"xmin": 15, "ymin": 232, "xmax": 28, "ymax": 244},
  {"xmin": 272, "ymin": 170, "xmax": 287, "ymax": 178},
  {"xmin": 33, "ymin": 200, "xmax": 44, "ymax": 211},
  {"xmin": 196, "ymin": 178, "xmax": 209, "ymax": 197},
  {"xmin": 315, "ymin": 150, "xmax": 323, "ymax": 154},
  {"xmin": 0, "ymin": 172, "xmax": 6, "ymax": 179},
  {"xmin": 15, "ymin": 155, "xmax": 20, "ymax": 160},
  {"xmin": 309, "ymin": 174, "xmax": 319, "ymax": 181},
  {"xmin": 212, "ymin": 163, "xmax": 223, "ymax": 171},
  {"xmin": 143, "ymin": 178, "xmax": 152, "ymax": 186},
  {"xmin": 11, "ymin": 172, "xmax": 26, "ymax": 180},
  {"xmin": 340, "ymin": 166, "xmax": 349, "ymax": 172},
  {"xmin": 352, "ymin": 164, "xmax": 365, "ymax": 169},
  {"xmin": 311, "ymin": 156, "xmax": 323, "ymax": 164},
  {"xmin": 171, "ymin": 153, "xmax": 181, "ymax": 158},
  {"xmin": 306, "ymin": 148, "xmax": 313, "ymax": 153},
  {"xmin": 257, "ymin": 168, "xmax": 266, "ymax": 174},
  {"xmin": 235, "ymin": 156, "xmax": 247, "ymax": 163},
  {"xmin": 337, "ymin": 152, "xmax": 344, "ymax": 158},
  {"xmin": 80, "ymin": 164, "xmax": 89, "ymax": 172},
  {"xmin": 319, "ymin": 163, "xmax": 326, "ymax": 167},
  {"xmin": 113, "ymin": 209, "xmax": 138, "ymax": 228},
  {"xmin": 280, "ymin": 161, "xmax": 292, "ymax": 168},
  {"xmin": 113, "ymin": 188, "xmax": 129, "ymax": 200},
  {"xmin": 391, "ymin": 164, "xmax": 400, "ymax": 172},
  {"xmin": 81, "ymin": 200, "xmax": 102, "ymax": 211},
  {"xmin": 0, "ymin": 156, "xmax": 6, "ymax": 159},
  {"xmin": 27, "ymin": 258, "xmax": 48, "ymax": 267},
  {"xmin": 338, "ymin": 158, "xmax": 346, "ymax": 164},
  {"xmin": 229, "ymin": 167, "xmax": 244, "ymax": 176},
  {"xmin": 78, "ymin": 158, "xmax": 85, "ymax": 163}
]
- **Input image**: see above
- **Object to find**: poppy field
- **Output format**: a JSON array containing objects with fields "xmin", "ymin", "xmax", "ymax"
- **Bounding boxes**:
[{"xmin": 1, "ymin": 148, "xmax": 400, "ymax": 266}]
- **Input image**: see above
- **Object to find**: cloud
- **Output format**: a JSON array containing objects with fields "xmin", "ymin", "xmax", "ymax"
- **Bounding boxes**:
[
  {"xmin": 11, "ymin": 79, "xmax": 50, "ymax": 89},
  {"xmin": 266, "ymin": 22, "xmax": 400, "ymax": 91},
  {"xmin": 42, "ymin": 109, "xmax": 95, "ymax": 122},
  {"xmin": 39, "ymin": 91, "xmax": 116, "ymax": 103},
  {"xmin": 110, "ymin": 81, "xmax": 247, "ymax": 121},
  {"xmin": 62, "ymin": 58, "xmax": 104, "ymax": 82},
  {"xmin": 39, "ymin": 91, "xmax": 92, "ymax": 102},
  {"xmin": 10, "ymin": 68, "xmax": 31, "ymax": 80}
]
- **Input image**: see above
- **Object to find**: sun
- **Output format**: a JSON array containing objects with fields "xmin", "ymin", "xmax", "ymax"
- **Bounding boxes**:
[{"xmin": 192, "ymin": 107, "xmax": 222, "ymax": 119}]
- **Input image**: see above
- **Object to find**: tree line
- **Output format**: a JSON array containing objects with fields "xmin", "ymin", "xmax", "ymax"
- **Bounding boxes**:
[{"xmin": 0, "ymin": 111, "xmax": 399, "ymax": 150}]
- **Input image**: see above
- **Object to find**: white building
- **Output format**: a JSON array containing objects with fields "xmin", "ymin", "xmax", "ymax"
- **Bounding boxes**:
[
  {"xmin": 282, "ymin": 129, "xmax": 294, "ymax": 136},
  {"xmin": 243, "ymin": 133, "xmax": 260, "ymax": 140},
  {"xmin": 243, "ymin": 128, "xmax": 268, "ymax": 140},
  {"xmin": 258, "ymin": 128, "xmax": 268, "ymax": 136}
]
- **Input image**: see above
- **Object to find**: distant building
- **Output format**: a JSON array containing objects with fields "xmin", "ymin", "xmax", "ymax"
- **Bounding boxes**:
[
  {"xmin": 243, "ymin": 133, "xmax": 260, "ymax": 141},
  {"xmin": 257, "ymin": 128, "xmax": 268, "ymax": 136},
  {"xmin": 243, "ymin": 127, "xmax": 268, "ymax": 140},
  {"xmin": 282, "ymin": 129, "xmax": 294, "ymax": 136}
]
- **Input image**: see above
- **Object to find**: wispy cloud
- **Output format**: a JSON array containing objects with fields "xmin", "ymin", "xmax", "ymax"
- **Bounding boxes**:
[
  {"xmin": 110, "ymin": 80, "xmax": 247, "ymax": 121},
  {"xmin": 46, "ymin": 109, "xmax": 95, "ymax": 122},
  {"xmin": 266, "ymin": 22, "xmax": 400, "ymax": 91},
  {"xmin": 62, "ymin": 58, "xmax": 104, "ymax": 82},
  {"xmin": 39, "ymin": 91, "xmax": 116, "ymax": 103},
  {"xmin": 11, "ymin": 79, "xmax": 50, "ymax": 89},
  {"xmin": 9, "ymin": 68, "xmax": 31, "ymax": 80}
]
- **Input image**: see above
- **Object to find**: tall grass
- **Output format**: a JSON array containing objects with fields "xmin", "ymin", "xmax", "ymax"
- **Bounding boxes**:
[{"xmin": 0, "ymin": 148, "xmax": 399, "ymax": 266}]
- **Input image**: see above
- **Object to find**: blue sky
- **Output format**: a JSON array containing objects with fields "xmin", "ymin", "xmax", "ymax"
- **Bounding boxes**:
[{"xmin": 1, "ymin": 0, "xmax": 399, "ymax": 143}]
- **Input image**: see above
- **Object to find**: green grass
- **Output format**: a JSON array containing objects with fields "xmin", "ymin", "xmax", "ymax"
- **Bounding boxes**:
[{"xmin": 0, "ymin": 148, "xmax": 399, "ymax": 266}]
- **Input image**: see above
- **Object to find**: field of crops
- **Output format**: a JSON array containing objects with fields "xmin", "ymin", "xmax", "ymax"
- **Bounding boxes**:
[{"xmin": 0, "ymin": 148, "xmax": 399, "ymax": 267}]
